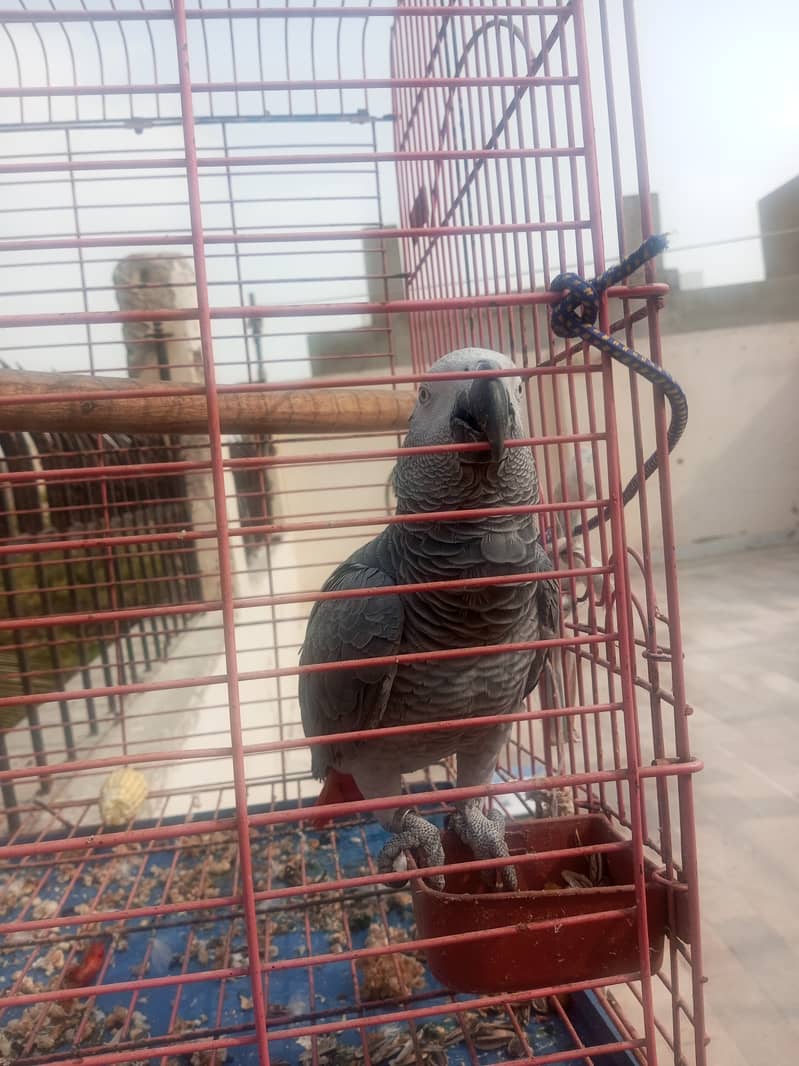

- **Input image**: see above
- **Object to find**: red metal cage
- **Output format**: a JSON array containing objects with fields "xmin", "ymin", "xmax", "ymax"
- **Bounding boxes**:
[{"xmin": 0, "ymin": 3, "xmax": 707, "ymax": 1065}]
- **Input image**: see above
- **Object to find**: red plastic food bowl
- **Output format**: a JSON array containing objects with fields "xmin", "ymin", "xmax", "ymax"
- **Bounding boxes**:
[{"xmin": 410, "ymin": 813, "xmax": 667, "ymax": 994}]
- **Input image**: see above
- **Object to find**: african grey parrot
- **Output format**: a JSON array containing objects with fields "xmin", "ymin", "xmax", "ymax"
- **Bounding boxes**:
[{"xmin": 299, "ymin": 349, "xmax": 559, "ymax": 891}]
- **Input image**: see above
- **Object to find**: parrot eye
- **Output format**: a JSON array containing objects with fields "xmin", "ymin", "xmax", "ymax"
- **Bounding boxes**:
[
  {"xmin": 516, "ymin": 381, "xmax": 524, "ymax": 397},
  {"xmin": 418, "ymin": 385, "xmax": 432, "ymax": 405}
]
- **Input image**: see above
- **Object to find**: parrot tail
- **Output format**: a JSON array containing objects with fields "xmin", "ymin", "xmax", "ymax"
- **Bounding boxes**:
[{"xmin": 309, "ymin": 769, "xmax": 364, "ymax": 828}]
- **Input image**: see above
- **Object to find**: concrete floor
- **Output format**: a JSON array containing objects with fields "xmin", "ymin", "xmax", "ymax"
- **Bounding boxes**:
[{"xmin": 675, "ymin": 542, "xmax": 799, "ymax": 1065}]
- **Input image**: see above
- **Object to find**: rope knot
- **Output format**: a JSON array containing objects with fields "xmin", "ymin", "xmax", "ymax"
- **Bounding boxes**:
[
  {"xmin": 543, "ymin": 233, "xmax": 686, "ymax": 540},
  {"xmin": 549, "ymin": 233, "xmax": 669, "ymax": 342},
  {"xmin": 549, "ymin": 272, "xmax": 603, "ymax": 339}
]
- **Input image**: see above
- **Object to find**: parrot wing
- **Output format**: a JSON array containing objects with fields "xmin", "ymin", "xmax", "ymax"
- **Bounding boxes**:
[
  {"xmin": 299, "ymin": 561, "xmax": 404, "ymax": 776},
  {"xmin": 524, "ymin": 537, "xmax": 561, "ymax": 697}
]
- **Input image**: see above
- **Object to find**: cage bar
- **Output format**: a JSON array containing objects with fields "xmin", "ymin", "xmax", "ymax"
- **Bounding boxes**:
[{"xmin": 0, "ymin": 3, "xmax": 706, "ymax": 1065}]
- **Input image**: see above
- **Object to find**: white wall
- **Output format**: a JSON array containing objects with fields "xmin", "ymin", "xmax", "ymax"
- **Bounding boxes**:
[
  {"xmin": 267, "ymin": 317, "xmax": 799, "ymax": 576},
  {"xmin": 610, "ymin": 319, "xmax": 799, "ymax": 559}
]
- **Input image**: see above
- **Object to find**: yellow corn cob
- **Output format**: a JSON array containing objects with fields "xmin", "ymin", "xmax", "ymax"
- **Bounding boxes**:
[{"xmin": 99, "ymin": 766, "xmax": 148, "ymax": 826}]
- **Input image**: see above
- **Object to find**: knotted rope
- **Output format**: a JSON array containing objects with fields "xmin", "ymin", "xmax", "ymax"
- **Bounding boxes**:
[{"xmin": 549, "ymin": 234, "xmax": 687, "ymax": 536}]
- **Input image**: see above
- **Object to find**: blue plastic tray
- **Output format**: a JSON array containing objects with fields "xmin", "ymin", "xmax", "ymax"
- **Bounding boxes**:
[{"xmin": 0, "ymin": 789, "xmax": 637, "ymax": 1064}]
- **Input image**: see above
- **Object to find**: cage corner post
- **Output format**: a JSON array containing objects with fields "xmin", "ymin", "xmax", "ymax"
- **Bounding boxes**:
[{"xmin": 170, "ymin": 0, "xmax": 271, "ymax": 1059}]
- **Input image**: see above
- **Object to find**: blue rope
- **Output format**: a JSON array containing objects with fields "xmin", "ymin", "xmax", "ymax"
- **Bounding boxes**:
[{"xmin": 548, "ymin": 234, "xmax": 687, "ymax": 537}]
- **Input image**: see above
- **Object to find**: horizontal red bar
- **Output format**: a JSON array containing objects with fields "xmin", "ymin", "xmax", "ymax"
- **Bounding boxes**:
[
  {"xmin": 0, "ymin": 837, "xmax": 627, "ymax": 936},
  {"xmin": 0, "ymin": 217, "xmax": 589, "ymax": 253},
  {"xmin": 0, "ymin": 767, "xmax": 623, "ymax": 857},
  {"xmin": 3, "ymin": 5, "xmax": 573, "ymax": 24},
  {"xmin": 0, "ymin": 987, "xmax": 639, "ymax": 1066},
  {"xmin": 0, "ymin": 631, "xmax": 613, "ymax": 711},
  {"xmin": 1, "ymin": 960, "xmax": 248, "ymax": 1011},
  {"xmin": 7, "ymin": 921, "xmax": 636, "ymax": 1039},
  {"xmin": 0, "ymin": 74, "xmax": 579, "ymax": 98},
  {"xmin": 0, "ymin": 146, "xmax": 583, "ymax": 177},
  {"xmin": 0, "ymin": 362, "xmax": 597, "ymax": 407},
  {"xmin": 0, "ymin": 284, "xmax": 668, "ymax": 330},
  {"xmin": 639, "ymin": 760, "xmax": 704, "ymax": 777},
  {"xmin": 8, "ymin": 904, "xmax": 637, "ymax": 1013},
  {"xmin": 0, "ymin": 699, "xmax": 620, "ymax": 785},
  {"xmin": 270, "ymin": 904, "xmax": 640, "ymax": 975},
  {"xmin": 0, "ymin": 498, "xmax": 603, "ymax": 555},
  {"xmin": 1, "ymin": 760, "xmax": 705, "ymax": 861},
  {"xmin": 263, "ymin": 761, "xmax": 702, "ymax": 832},
  {"xmin": 0, "ymin": 1032, "xmax": 255, "ymax": 1066}
]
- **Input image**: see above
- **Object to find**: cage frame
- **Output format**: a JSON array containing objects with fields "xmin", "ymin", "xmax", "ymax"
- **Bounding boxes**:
[{"xmin": 0, "ymin": 3, "xmax": 707, "ymax": 1065}]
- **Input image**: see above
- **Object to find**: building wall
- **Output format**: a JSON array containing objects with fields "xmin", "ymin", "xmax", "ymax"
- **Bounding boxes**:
[
  {"xmin": 273, "ymin": 227, "xmax": 799, "ymax": 564},
  {"xmin": 604, "ymin": 317, "xmax": 799, "ymax": 559},
  {"xmin": 759, "ymin": 175, "xmax": 799, "ymax": 280}
]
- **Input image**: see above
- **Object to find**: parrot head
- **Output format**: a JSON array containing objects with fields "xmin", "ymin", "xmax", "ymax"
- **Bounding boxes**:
[{"xmin": 394, "ymin": 348, "xmax": 538, "ymax": 512}]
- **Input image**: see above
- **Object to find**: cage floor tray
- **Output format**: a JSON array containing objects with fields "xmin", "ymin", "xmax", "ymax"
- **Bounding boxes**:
[{"xmin": 1, "ymin": 793, "xmax": 638, "ymax": 1065}]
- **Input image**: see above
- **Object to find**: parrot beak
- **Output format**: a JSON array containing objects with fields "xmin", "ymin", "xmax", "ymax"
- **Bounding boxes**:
[{"xmin": 451, "ymin": 372, "xmax": 510, "ymax": 463}]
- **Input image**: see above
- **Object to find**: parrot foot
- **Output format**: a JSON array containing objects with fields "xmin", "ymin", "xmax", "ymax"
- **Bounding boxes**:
[
  {"xmin": 448, "ymin": 801, "xmax": 518, "ymax": 891},
  {"xmin": 377, "ymin": 809, "xmax": 446, "ymax": 892}
]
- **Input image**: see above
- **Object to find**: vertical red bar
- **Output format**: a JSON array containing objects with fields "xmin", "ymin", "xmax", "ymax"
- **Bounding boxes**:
[
  {"xmin": 571, "ymin": 1, "xmax": 659, "ymax": 1062},
  {"xmin": 170, "ymin": 2, "xmax": 271, "ymax": 1061},
  {"xmin": 622, "ymin": 2, "xmax": 708, "ymax": 1062}
]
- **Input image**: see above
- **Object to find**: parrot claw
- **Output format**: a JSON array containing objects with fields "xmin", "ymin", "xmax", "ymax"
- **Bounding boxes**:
[
  {"xmin": 377, "ymin": 810, "xmax": 446, "ymax": 892},
  {"xmin": 448, "ymin": 802, "xmax": 518, "ymax": 891}
]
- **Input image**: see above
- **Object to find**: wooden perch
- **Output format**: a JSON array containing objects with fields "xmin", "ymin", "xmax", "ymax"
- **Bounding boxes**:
[{"xmin": 0, "ymin": 368, "xmax": 416, "ymax": 436}]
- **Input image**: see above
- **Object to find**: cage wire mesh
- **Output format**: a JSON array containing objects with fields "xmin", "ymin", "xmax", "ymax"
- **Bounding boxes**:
[{"xmin": 0, "ymin": 2, "xmax": 707, "ymax": 1065}]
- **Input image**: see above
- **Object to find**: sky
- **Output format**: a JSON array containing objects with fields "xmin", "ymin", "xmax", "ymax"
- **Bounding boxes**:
[
  {"xmin": 628, "ymin": 0, "xmax": 799, "ymax": 287},
  {"xmin": 0, "ymin": 0, "xmax": 797, "ymax": 381}
]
